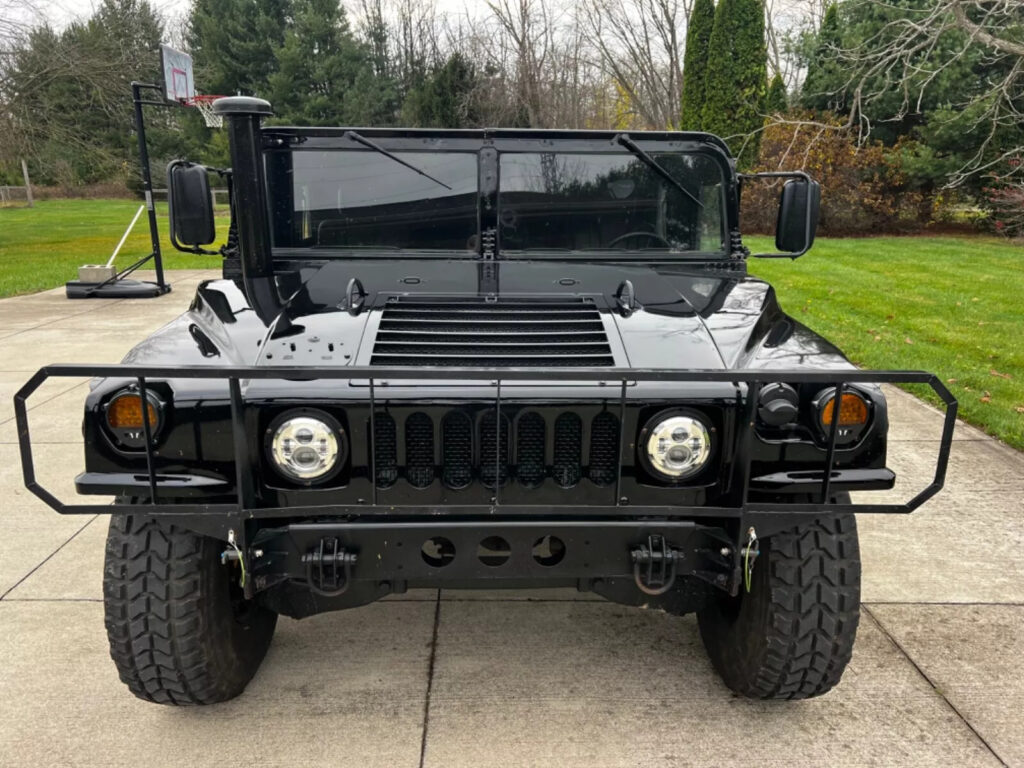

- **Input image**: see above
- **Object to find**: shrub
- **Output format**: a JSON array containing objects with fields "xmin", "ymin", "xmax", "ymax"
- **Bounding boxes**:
[
  {"xmin": 741, "ymin": 111, "xmax": 926, "ymax": 236},
  {"xmin": 982, "ymin": 158, "xmax": 1024, "ymax": 238}
]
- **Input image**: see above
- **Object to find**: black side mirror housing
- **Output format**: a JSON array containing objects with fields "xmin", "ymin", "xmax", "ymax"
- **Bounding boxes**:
[
  {"xmin": 775, "ymin": 178, "xmax": 821, "ymax": 255},
  {"xmin": 745, "ymin": 172, "xmax": 821, "ymax": 258},
  {"xmin": 167, "ymin": 161, "xmax": 216, "ymax": 249}
]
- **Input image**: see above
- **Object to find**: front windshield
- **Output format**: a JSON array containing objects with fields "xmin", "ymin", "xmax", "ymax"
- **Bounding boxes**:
[
  {"xmin": 266, "ymin": 145, "xmax": 726, "ymax": 256},
  {"xmin": 499, "ymin": 152, "xmax": 724, "ymax": 254},
  {"xmin": 268, "ymin": 149, "xmax": 479, "ymax": 251}
]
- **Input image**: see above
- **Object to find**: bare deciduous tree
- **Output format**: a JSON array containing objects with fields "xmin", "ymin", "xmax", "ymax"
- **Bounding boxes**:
[
  {"xmin": 825, "ymin": 0, "xmax": 1023, "ymax": 184},
  {"xmin": 582, "ymin": 0, "xmax": 689, "ymax": 129}
]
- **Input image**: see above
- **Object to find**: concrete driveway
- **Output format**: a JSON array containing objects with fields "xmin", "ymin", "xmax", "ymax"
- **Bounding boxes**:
[{"xmin": 0, "ymin": 272, "xmax": 1020, "ymax": 767}]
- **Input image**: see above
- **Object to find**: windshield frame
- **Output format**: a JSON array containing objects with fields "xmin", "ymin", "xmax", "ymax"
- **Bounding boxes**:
[{"xmin": 261, "ymin": 128, "xmax": 737, "ymax": 262}]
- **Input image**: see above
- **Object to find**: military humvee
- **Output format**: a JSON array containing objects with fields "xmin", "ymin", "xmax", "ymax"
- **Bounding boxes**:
[{"xmin": 15, "ymin": 96, "xmax": 956, "ymax": 704}]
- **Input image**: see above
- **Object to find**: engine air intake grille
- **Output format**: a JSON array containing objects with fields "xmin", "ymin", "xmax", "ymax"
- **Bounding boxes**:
[
  {"xmin": 371, "ymin": 409, "xmax": 624, "ymax": 492},
  {"xmin": 588, "ymin": 411, "xmax": 620, "ymax": 486},
  {"xmin": 373, "ymin": 413, "xmax": 397, "ymax": 488},
  {"xmin": 371, "ymin": 296, "xmax": 615, "ymax": 367}
]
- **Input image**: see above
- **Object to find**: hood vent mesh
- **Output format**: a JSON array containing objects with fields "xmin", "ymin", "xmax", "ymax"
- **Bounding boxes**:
[{"xmin": 371, "ymin": 296, "xmax": 614, "ymax": 367}]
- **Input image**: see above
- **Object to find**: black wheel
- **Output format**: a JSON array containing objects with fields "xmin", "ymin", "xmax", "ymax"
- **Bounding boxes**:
[
  {"xmin": 103, "ymin": 513, "xmax": 277, "ymax": 705},
  {"xmin": 697, "ymin": 509, "xmax": 861, "ymax": 700}
]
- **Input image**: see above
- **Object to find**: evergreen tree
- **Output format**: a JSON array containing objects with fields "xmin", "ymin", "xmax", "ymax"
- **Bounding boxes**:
[
  {"xmin": 679, "ymin": 0, "xmax": 715, "ymax": 131},
  {"xmin": 800, "ymin": 3, "xmax": 843, "ymax": 112},
  {"xmin": 188, "ymin": 0, "xmax": 289, "ymax": 97},
  {"xmin": 4, "ymin": 0, "xmax": 168, "ymax": 185},
  {"xmin": 765, "ymin": 73, "xmax": 787, "ymax": 114},
  {"xmin": 268, "ymin": 0, "xmax": 397, "ymax": 126},
  {"xmin": 700, "ymin": 0, "xmax": 767, "ymax": 168},
  {"xmin": 403, "ymin": 53, "xmax": 480, "ymax": 128}
]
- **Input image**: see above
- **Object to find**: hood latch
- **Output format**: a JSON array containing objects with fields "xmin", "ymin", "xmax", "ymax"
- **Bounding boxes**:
[{"xmin": 615, "ymin": 280, "xmax": 640, "ymax": 317}]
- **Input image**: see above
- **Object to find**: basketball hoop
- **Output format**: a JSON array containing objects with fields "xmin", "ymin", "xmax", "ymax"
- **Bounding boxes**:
[{"xmin": 188, "ymin": 95, "xmax": 224, "ymax": 128}]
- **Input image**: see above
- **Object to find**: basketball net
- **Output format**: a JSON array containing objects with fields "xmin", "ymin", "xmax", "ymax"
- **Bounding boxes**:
[{"xmin": 188, "ymin": 95, "xmax": 224, "ymax": 128}]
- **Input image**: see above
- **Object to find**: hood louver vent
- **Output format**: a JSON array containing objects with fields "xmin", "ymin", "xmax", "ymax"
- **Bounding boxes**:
[{"xmin": 371, "ymin": 296, "xmax": 615, "ymax": 367}]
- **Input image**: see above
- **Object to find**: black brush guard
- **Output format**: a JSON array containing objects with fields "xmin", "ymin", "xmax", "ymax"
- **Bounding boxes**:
[{"xmin": 15, "ymin": 365, "xmax": 956, "ymax": 599}]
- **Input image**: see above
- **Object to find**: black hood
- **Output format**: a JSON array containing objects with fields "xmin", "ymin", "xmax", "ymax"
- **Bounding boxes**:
[{"xmin": 123, "ymin": 258, "xmax": 852, "ymax": 374}]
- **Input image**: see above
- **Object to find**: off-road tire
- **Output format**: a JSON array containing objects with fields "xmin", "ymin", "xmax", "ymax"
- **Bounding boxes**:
[
  {"xmin": 103, "ymin": 514, "xmax": 277, "ymax": 705},
  {"xmin": 697, "ymin": 511, "xmax": 861, "ymax": 700}
]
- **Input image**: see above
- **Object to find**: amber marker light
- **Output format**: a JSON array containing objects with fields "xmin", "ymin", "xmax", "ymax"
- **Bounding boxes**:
[
  {"xmin": 105, "ymin": 391, "xmax": 163, "ymax": 449},
  {"xmin": 107, "ymin": 394, "xmax": 158, "ymax": 429},
  {"xmin": 821, "ymin": 392, "xmax": 869, "ymax": 426}
]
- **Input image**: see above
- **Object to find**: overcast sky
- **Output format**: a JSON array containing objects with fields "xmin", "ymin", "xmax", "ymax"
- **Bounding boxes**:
[{"xmin": 18, "ymin": 0, "xmax": 480, "ymax": 32}]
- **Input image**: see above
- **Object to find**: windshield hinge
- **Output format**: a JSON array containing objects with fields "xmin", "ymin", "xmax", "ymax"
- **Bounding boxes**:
[{"xmin": 481, "ymin": 227, "xmax": 497, "ymax": 260}]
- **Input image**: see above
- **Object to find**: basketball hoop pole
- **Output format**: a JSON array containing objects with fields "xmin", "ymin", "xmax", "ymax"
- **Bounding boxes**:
[{"xmin": 129, "ymin": 81, "xmax": 170, "ymax": 294}]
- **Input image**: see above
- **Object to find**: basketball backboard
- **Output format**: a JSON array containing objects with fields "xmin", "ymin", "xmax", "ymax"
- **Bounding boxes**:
[{"xmin": 160, "ymin": 44, "xmax": 195, "ymax": 104}]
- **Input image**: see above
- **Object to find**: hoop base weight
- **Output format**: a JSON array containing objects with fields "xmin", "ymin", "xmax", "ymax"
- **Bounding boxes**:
[{"xmin": 65, "ymin": 280, "xmax": 171, "ymax": 299}]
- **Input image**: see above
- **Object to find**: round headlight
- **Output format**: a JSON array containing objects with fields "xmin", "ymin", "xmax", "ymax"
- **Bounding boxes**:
[
  {"xmin": 267, "ymin": 411, "xmax": 344, "ymax": 483},
  {"xmin": 644, "ymin": 414, "xmax": 712, "ymax": 480}
]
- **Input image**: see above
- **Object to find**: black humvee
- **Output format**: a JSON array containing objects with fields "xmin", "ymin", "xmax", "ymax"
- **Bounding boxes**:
[{"xmin": 16, "ymin": 96, "xmax": 956, "ymax": 705}]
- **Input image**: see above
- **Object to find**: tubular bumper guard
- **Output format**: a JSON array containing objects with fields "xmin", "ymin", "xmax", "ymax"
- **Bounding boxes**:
[{"xmin": 15, "ymin": 365, "xmax": 956, "ymax": 597}]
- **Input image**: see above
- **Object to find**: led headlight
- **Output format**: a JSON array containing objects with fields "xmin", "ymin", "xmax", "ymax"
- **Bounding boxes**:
[
  {"xmin": 267, "ymin": 410, "xmax": 344, "ymax": 484},
  {"xmin": 644, "ymin": 413, "xmax": 712, "ymax": 480}
]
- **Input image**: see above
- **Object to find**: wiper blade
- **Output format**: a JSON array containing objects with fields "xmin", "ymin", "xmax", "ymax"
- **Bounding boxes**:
[
  {"xmin": 614, "ymin": 133, "xmax": 703, "ymax": 208},
  {"xmin": 344, "ymin": 130, "xmax": 453, "ymax": 190}
]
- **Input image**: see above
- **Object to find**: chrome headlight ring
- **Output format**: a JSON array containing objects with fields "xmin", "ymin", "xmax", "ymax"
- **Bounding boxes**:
[
  {"xmin": 265, "ymin": 408, "xmax": 347, "ymax": 485},
  {"xmin": 640, "ymin": 409, "xmax": 714, "ymax": 482}
]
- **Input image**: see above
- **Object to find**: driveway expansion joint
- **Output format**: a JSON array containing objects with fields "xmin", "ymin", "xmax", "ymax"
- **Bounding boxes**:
[
  {"xmin": 418, "ymin": 590, "xmax": 442, "ymax": 768},
  {"xmin": 863, "ymin": 604, "xmax": 1009, "ymax": 768},
  {"xmin": 0, "ymin": 515, "xmax": 98, "ymax": 601}
]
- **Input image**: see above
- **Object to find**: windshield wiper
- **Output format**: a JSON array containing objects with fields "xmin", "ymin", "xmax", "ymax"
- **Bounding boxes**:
[
  {"xmin": 614, "ymin": 133, "xmax": 703, "ymax": 208},
  {"xmin": 344, "ymin": 130, "xmax": 452, "ymax": 190}
]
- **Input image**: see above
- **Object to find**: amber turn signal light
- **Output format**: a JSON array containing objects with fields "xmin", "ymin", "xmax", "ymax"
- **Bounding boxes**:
[
  {"xmin": 106, "ymin": 394, "xmax": 158, "ymax": 430},
  {"xmin": 821, "ymin": 392, "xmax": 869, "ymax": 426},
  {"xmin": 104, "ymin": 391, "xmax": 164, "ymax": 449}
]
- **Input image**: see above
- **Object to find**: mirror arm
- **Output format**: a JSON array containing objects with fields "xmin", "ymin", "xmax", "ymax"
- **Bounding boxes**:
[{"xmin": 739, "ymin": 171, "xmax": 816, "ymax": 259}]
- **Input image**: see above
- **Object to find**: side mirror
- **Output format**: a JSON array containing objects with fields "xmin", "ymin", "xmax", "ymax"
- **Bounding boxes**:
[
  {"xmin": 167, "ymin": 160, "xmax": 215, "ymax": 251},
  {"xmin": 775, "ymin": 178, "xmax": 820, "ymax": 255},
  {"xmin": 745, "ymin": 172, "xmax": 821, "ymax": 258}
]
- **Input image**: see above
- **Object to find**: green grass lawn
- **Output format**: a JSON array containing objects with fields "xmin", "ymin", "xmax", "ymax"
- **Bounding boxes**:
[
  {"xmin": 1, "ymin": 200, "xmax": 1021, "ymax": 449},
  {"xmin": 0, "ymin": 198, "xmax": 222, "ymax": 296},
  {"xmin": 751, "ymin": 235, "xmax": 1023, "ymax": 450}
]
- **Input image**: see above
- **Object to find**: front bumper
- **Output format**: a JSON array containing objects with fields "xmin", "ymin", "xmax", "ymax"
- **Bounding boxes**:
[{"xmin": 17, "ymin": 364, "xmax": 956, "ymax": 600}]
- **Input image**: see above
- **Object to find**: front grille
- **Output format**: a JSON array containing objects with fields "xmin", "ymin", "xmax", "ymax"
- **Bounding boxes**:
[
  {"xmin": 553, "ymin": 413, "xmax": 582, "ymax": 488},
  {"xmin": 479, "ymin": 412, "xmax": 510, "ymax": 488},
  {"xmin": 442, "ymin": 412, "xmax": 473, "ymax": 489},
  {"xmin": 588, "ymin": 411, "xmax": 620, "ymax": 486},
  {"xmin": 373, "ymin": 413, "xmax": 397, "ymax": 488},
  {"xmin": 405, "ymin": 412, "xmax": 435, "ymax": 488},
  {"xmin": 370, "ymin": 409, "xmax": 620, "ymax": 491},
  {"xmin": 370, "ymin": 296, "xmax": 615, "ymax": 367},
  {"xmin": 516, "ymin": 412, "xmax": 545, "ymax": 488}
]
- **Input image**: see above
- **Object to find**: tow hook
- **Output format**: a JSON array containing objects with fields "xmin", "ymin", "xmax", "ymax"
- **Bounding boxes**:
[
  {"xmin": 302, "ymin": 537, "xmax": 358, "ymax": 597},
  {"xmin": 631, "ymin": 535, "xmax": 683, "ymax": 596}
]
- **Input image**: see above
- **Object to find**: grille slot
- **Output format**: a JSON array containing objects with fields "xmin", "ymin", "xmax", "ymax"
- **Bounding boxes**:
[
  {"xmin": 588, "ymin": 411, "xmax": 620, "ymax": 486},
  {"xmin": 372, "ymin": 296, "xmax": 614, "ymax": 367},
  {"xmin": 479, "ymin": 412, "xmax": 510, "ymax": 488},
  {"xmin": 442, "ymin": 412, "xmax": 473, "ymax": 489},
  {"xmin": 373, "ymin": 413, "xmax": 397, "ymax": 488},
  {"xmin": 516, "ymin": 412, "xmax": 546, "ymax": 488},
  {"xmin": 553, "ymin": 413, "xmax": 582, "ymax": 488},
  {"xmin": 405, "ymin": 412, "xmax": 435, "ymax": 488}
]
